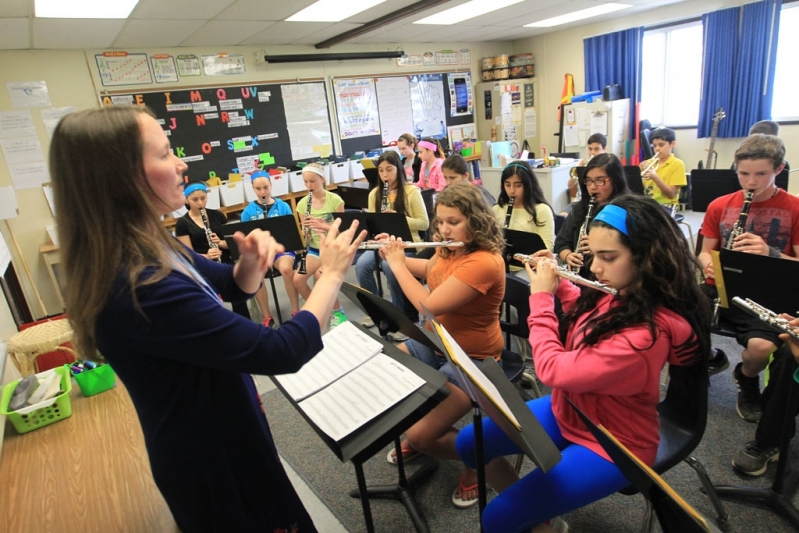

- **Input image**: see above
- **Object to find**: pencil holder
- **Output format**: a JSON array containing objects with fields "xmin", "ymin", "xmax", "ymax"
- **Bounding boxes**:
[{"xmin": 70, "ymin": 362, "xmax": 116, "ymax": 397}]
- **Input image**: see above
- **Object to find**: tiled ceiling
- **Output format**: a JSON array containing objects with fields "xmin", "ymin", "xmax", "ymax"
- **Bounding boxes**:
[{"xmin": 0, "ymin": 0, "xmax": 688, "ymax": 51}]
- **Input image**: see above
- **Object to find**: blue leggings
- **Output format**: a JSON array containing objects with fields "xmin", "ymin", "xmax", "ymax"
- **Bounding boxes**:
[{"xmin": 455, "ymin": 395, "xmax": 629, "ymax": 533}]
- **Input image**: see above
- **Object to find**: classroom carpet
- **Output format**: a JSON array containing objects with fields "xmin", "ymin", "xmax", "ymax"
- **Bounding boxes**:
[{"xmin": 261, "ymin": 332, "xmax": 798, "ymax": 532}]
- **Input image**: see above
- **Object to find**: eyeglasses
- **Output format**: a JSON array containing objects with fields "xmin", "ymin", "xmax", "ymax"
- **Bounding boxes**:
[{"xmin": 583, "ymin": 177, "xmax": 609, "ymax": 187}]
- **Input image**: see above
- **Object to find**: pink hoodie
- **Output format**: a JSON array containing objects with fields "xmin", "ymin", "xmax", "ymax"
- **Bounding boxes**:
[
  {"xmin": 528, "ymin": 281, "xmax": 698, "ymax": 465},
  {"xmin": 420, "ymin": 157, "xmax": 445, "ymax": 192}
]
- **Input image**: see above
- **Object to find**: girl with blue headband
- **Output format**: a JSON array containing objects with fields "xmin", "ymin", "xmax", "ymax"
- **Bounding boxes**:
[
  {"xmin": 49, "ymin": 106, "xmax": 365, "ymax": 533},
  {"xmin": 457, "ymin": 194, "xmax": 710, "ymax": 532}
]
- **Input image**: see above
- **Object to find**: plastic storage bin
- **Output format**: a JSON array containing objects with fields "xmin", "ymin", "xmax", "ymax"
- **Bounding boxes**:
[
  {"xmin": 71, "ymin": 363, "xmax": 116, "ymax": 397},
  {"xmin": 0, "ymin": 366, "xmax": 73, "ymax": 434}
]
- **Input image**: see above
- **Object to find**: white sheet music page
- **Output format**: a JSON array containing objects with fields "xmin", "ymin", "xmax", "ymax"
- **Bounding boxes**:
[
  {"xmin": 275, "ymin": 321, "xmax": 383, "ymax": 401},
  {"xmin": 298, "ymin": 353, "xmax": 425, "ymax": 441},
  {"xmin": 434, "ymin": 322, "xmax": 519, "ymax": 427}
]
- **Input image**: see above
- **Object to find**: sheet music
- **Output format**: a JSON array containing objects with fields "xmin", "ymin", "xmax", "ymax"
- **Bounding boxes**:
[
  {"xmin": 433, "ymin": 321, "xmax": 520, "ymax": 428},
  {"xmin": 298, "ymin": 354, "xmax": 425, "ymax": 441},
  {"xmin": 275, "ymin": 321, "xmax": 383, "ymax": 401}
]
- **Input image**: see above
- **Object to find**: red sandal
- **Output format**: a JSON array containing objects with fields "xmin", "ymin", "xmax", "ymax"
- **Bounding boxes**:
[
  {"xmin": 451, "ymin": 472, "xmax": 479, "ymax": 509},
  {"xmin": 386, "ymin": 444, "xmax": 421, "ymax": 465}
]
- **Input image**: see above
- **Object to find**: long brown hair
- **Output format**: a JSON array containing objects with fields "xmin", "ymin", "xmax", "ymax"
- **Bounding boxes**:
[
  {"xmin": 432, "ymin": 182, "xmax": 504, "ymax": 258},
  {"xmin": 50, "ymin": 106, "xmax": 190, "ymax": 360},
  {"xmin": 374, "ymin": 151, "xmax": 407, "ymax": 215}
]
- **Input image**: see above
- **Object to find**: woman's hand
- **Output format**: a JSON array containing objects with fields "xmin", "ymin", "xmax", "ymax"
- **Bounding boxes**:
[
  {"xmin": 563, "ymin": 250, "xmax": 584, "ymax": 271},
  {"xmin": 380, "ymin": 236, "xmax": 407, "ymax": 266},
  {"xmin": 576, "ymin": 233, "xmax": 591, "ymax": 255},
  {"xmin": 525, "ymin": 257, "xmax": 559, "ymax": 294},
  {"xmin": 206, "ymin": 247, "xmax": 223, "ymax": 261},
  {"xmin": 318, "ymin": 219, "xmax": 366, "ymax": 282},
  {"xmin": 209, "ymin": 232, "xmax": 222, "ymax": 245},
  {"xmin": 232, "ymin": 229, "xmax": 284, "ymax": 272}
]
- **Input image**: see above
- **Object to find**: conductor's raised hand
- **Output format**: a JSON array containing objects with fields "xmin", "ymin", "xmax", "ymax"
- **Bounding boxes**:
[
  {"xmin": 318, "ymin": 218, "xmax": 366, "ymax": 281},
  {"xmin": 232, "ymin": 229, "xmax": 284, "ymax": 273}
]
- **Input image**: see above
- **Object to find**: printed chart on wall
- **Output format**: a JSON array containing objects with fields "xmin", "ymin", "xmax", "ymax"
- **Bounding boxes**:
[
  {"xmin": 96, "ymin": 52, "xmax": 153, "ymax": 87},
  {"xmin": 375, "ymin": 77, "xmax": 414, "ymax": 146},
  {"xmin": 409, "ymin": 73, "xmax": 447, "ymax": 140},
  {"xmin": 334, "ymin": 78, "xmax": 380, "ymax": 140},
  {"xmin": 101, "ymin": 82, "xmax": 333, "ymax": 183}
]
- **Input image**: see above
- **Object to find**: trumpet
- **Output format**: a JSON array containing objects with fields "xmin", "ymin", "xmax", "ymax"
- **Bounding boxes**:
[
  {"xmin": 513, "ymin": 253, "xmax": 618, "ymax": 295},
  {"xmin": 732, "ymin": 297, "xmax": 799, "ymax": 341},
  {"xmin": 640, "ymin": 153, "xmax": 660, "ymax": 175},
  {"xmin": 358, "ymin": 240, "xmax": 464, "ymax": 250},
  {"xmin": 569, "ymin": 155, "xmax": 593, "ymax": 180}
]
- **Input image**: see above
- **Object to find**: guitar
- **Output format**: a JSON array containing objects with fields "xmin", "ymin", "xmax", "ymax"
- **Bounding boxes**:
[{"xmin": 704, "ymin": 108, "xmax": 726, "ymax": 169}]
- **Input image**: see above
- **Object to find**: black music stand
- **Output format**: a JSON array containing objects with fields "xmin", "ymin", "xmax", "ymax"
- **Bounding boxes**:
[
  {"xmin": 691, "ymin": 169, "xmax": 790, "ymax": 212},
  {"xmin": 427, "ymin": 314, "xmax": 561, "ymax": 522},
  {"xmin": 270, "ymin": 322, "xmax": 449, "ymax": 533},
  {"xmin": 503, "ymin": 229, "xmax": 546, "ymax": 271},
  {"xmin": 337, "ymin": 283, "xmax": 443, "ymax": 532},
  {"xmin": 566, "ymin": 397, "xmax": 722, "ymax": 532},
  {"xmin": 710, "ymin": 250, "xmax": 799, "ymax": 528},
  {"xmin": 222, "ymin": 215, "xmax": 304, "ymax": 325},
  {"xmin": 623, "ymin": 166, "xmax": 645, "ymax": 195}
]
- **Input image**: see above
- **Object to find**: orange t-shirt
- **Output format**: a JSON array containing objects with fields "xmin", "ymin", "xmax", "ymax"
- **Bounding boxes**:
[{"xmin": 426, "ymin": 249, "xmax": 505, "ymax": 360}]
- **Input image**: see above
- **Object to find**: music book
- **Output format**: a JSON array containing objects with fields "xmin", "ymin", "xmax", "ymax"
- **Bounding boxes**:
[{"xmin": 274, "ymin": 321, "xmax": 425, "ymax": 441}]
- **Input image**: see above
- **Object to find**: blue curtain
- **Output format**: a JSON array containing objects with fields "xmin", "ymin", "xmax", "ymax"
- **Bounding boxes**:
[
  {"xmin": 699, "ymin": 0, "xmax": 781, "ymax": 138},
  {"xmin": 584, "ymin": 27, "xmax": 644, "ymax": 134}
]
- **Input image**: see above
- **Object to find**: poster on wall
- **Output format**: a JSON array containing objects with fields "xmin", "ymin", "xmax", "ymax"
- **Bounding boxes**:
[
  {"xmin": 7, "ymin": 81, "xmax": 51, "ymax": 108},
  {"xmin": 177, "ymin": 54, "xmax": 201, "ymax": 76},
  {"xmin": 435, "ymin": 50, "xmax": 459, "ymax": 66},
  {"xmin": 396, "ymin": 54, "xmax": 423, "ymax": 67},
  {"xmin": 447, "ymin": 72, "xmax": 473, "ymax": 117},
  {"xmin": 409, "ymin": 74, "xmax": 446, "ymax": 140},
  {"xmin": 375, "ymin": 77, "xmax": 414, "ymax": 146},
  {"xmin": 95, "ymin": 52, "xmax": 153, "ymax": 87},
  {"xmin": 202, "ymin": 54, "xmax": 246, "ymax": 76},
  {"xmin": 281, "ymin": 82, "xmax": 333, "ymax": 160},
  {"xmin": 151, "ymin": 55, "xmax": 179, "ymax": 84},
  {"xmin": 334, "ymin": 78, "xmax": 380, "ymax": 139}
]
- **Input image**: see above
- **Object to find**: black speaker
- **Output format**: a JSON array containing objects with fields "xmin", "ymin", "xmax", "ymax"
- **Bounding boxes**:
[{"xmin": 603, "ymin": 84, "xmax": 622, "ymax": 101}]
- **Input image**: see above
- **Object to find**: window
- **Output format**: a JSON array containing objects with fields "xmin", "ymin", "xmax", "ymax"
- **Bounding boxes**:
[
  {"xmin": 771, "ymin": 4, "xmax": 799, "ymax": 120},
  {"xmin": 640, "ymin": 21, "xmax": 703, "ymax": 127}
]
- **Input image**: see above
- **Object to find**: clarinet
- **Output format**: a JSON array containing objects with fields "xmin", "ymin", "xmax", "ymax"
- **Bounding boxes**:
[
  {"xmin": 381, "ymin": 180, "xmax": 389, "ymax": 212},
  {"xmin": 297, "ymin": 190, "xmax": 313, "ymax": 275},
  {"xmin": 259, "ymin": 197, "xmax": 269, "ymax": 219},
  {"xmin": 200, "ymin": 208, "xmax": 221, "ymax": 263},
  {"xmin": 503, "ymin": 195, "xmax": 515, "ymax": 229},
  {"xmin": 573, "ymin": 194, "xmax": 597, "ymax": 273},
  {"xmin": 711, "ymin": 190, "xmax": 753, "ymax": 327}
]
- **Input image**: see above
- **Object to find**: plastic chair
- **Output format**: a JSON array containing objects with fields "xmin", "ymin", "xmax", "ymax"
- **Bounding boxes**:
[
  {"xmin": 620, "ymin": 364, "xmax": 729, "ymax": 531},
  {"xmin": 500, "ymin": 273, "xmax": 541, "ymax": 399}
]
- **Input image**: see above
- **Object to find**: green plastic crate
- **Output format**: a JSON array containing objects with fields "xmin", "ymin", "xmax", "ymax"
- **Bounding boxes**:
[
  {"xmin": 0, "ymin": 366, "xmax": 73, "ymax": 434},
  {"xmin": 72, "ymin": 363, "xmax": 116, "ymax": 397}
]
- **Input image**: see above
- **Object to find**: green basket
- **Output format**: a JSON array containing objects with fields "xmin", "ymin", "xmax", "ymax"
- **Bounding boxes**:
[
  {"xmin": 72, "ymin": 363, "xmax": 116, "ymax": 397},
  {"xmin": 0, "ymin": 366, "xmax": 73, "ymax": 434}
]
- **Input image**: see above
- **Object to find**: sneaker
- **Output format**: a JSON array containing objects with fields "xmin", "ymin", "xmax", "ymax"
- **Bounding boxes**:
[
  {"xmin": 388, "ymin": 331, "xmax": 409, "ymax": 342},
  {"xmin": 328, "ymin": 310, "xmax": 347, "ymax": 329},
  {"xmin": 732, "ymin": 440, "xmax": 779, "ymax": 476},
  {"xmin": 733, "ymin": 362, "xmax": 762, "ymax": 422},
  {"xmin": 707, "ymin": 349, "xmax": 730, "ymax": 376},
  {"xmin": 262, "ymin": 316, "xmax": 275, "ymax": 328},
  {"xmin": 549, "ymin": 517, "xmax": 569, "ymax": 533},
  {"xmin": 361, "ymin": 315, "xmax": 375, "ymax": 328}
]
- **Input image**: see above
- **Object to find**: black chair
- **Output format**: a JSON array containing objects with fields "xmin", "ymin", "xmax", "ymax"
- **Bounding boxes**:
[
  {"xmin": 554, "ymin": 214, "xmax": 566, "ymax": 235},
  {"xmin": 500, "ymin": 273, "xmax": 541, "ymax": 399},
  {"xmin": 620, "ymin": 364, "xmax": 729, "ymax": 531}
]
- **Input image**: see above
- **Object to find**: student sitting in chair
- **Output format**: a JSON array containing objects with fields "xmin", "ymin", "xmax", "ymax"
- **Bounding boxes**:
[
  {"xmin": 641, "ymin": 127, "xmax": 686, "ymax": 208},
  {"xmin": 565, "ymin": 132, "xmax": 607, "ymax": 207},
  {"xmin": 698, "ymin": 134, "xmax": 799, "ymax": 423},
  {"xmin": 456, "ymin": 195, "xmax": 709, "ymax": 533},
  {"xmin": 441, "ymin": 153, "xmax": 495, "ymax": 206},
  {"xmin": 493, "ymin": 161, "xmax": 556, "ymax": 254}
]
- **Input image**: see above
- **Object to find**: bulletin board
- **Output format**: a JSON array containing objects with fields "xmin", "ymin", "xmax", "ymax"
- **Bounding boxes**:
[
  {"xmin": 334, "ymin": 71, "xmax": 475, "ymax": 157},
  {"xmin": 100, "ymin": 80, "xmax": 335, "ymax": 183}
]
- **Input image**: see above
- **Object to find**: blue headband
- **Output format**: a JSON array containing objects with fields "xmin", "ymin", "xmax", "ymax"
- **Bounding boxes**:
[
  {"xmin": 593, "ymin": 204, "xmax": 630, "ymax": 236},
  {"xmin": 250, "ymin": 170, "xmax": 270, "ymax": 180},
  {"xmin": 183, "ymin": 182, "xmax": 207, "ymax": 197},
  {"xmin": 503, "ymin": 163, "xmax": 530, "ymax": 175}
]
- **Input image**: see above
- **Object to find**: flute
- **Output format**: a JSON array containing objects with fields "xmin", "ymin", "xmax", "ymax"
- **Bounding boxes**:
[
  {"xmin": 358, "ymin": 240, "xmax": 464, "ymax": 250},
  {"xmin": 513, "ymin": 253, "xmax": 618, "ymax": 295},
  {"xmin": 732, "ymin": 297, "xmax": 799, "ymax": 341}
]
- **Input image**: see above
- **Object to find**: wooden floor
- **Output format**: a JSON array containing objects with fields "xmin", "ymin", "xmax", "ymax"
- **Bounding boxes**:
[{"xmin": 0, "ymin": 380, "xmax": 179, "ymax": 533}]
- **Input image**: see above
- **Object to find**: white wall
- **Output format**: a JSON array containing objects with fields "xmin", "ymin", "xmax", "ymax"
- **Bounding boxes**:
[
  {"xmin": 513, "ymin": 0, "xmax": 797, "ymax": 194},
  {"xmin": 0, "ymin": 41, "xmax": 508, "ymax": 320}
]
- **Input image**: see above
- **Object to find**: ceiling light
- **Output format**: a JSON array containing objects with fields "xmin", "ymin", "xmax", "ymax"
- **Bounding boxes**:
[
  {"xmin": 288, "ymin": 0, "xmax": 387, "ymax": 22},
  {"xmin": 414, "ymin": 0, "xmax": 524, "ymax": 25},
  {"xmin": 35, "ymin": 0, "xmax": 140, "ymax": 18},
  {"xmin": 525, "ymin": 3, "xmax": 632, "ymax": 28}
]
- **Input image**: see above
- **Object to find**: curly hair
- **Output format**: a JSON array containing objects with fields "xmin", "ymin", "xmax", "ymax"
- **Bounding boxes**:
[
  {"xmin": 432, "ymin": 182, "xmax": 504, "ymax": 258},
  {"xmin": 375, "ymin": 150, "xmax": 407, "ymax": 215},
  {"xmin": 564, "ymin": 195, "xmax": 710, "ymax": 386}
]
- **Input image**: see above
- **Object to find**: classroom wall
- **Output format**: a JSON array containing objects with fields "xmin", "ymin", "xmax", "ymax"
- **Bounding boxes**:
[
  {"xmin": 0, "ymin": 41, "xmax": 508, "ymax": 323},
  {"xmin": 513, "ymin": 0, "xmax": 798, "ymax": 195}
]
